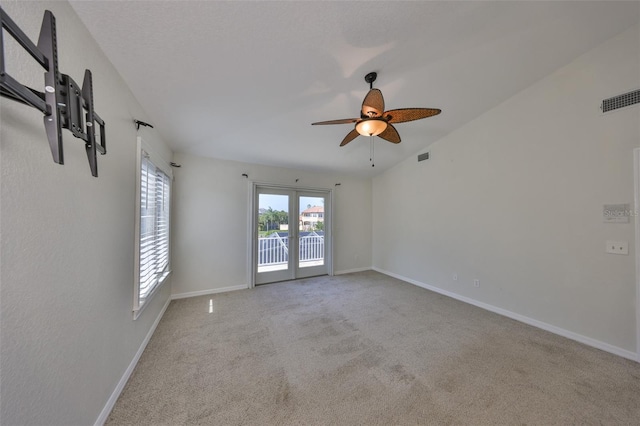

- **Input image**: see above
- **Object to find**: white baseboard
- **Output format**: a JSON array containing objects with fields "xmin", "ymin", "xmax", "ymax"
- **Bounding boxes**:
[
  {"xmin": 373, "ymin": 267, "xmax": 638, "ymax": 362},
  {"xmin": 171, "ymin": 284, "xmax": 248, "ymax": 300},
  {"xmin": 334, "ymin": 267, "xmax": 372, "ymax": 275},
  {"xmin": 94, "ymin": 295, "xmax": 172, "ymax": 426}
]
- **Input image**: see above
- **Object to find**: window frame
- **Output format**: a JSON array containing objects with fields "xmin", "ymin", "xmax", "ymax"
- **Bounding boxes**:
[{"xmin": 133, "ymin": 136, "xmax": 173, "ymax": 319}]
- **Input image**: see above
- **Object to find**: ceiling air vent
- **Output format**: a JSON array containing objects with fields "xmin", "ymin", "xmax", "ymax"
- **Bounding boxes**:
[
  {"xmin": 418, "ymin": 152, "xmax": 430, "ymax": 162},
  {"xmin": 601, "ymin": 89, "xmax": 640, "ymax": 113}
]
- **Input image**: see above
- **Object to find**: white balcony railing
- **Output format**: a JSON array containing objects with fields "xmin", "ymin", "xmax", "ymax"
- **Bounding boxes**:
[
  {"xmin": 258, "ymin": 233, "xmax": 289, "ymax": 266},
  {"xmin": 258, "ymin": 233, "xmax": 324, "ymax": 268},
  {"xmin": 298, "ymin": 235, "xmax": 324, "ymax": 262}
]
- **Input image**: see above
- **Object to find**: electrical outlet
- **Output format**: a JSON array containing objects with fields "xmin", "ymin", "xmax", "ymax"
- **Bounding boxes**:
[
  {"xmin": 605, "ymin": 240, "xmax": 628, "ymax": 255},
  {"xmin": 473, "ymin": 279, "xmax": 480, "ymax": 287},
  {"xmin": 453, "ymin": 273, "xmax": 458, "ymax": 281}
]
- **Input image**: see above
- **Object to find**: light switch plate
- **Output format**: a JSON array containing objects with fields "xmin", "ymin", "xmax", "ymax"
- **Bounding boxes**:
[{"xmin": 605, "ymin": 240, "xmax": 628, "ymax": 255}]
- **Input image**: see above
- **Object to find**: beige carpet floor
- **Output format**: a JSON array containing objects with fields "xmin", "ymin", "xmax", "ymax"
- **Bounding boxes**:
[{"xmin": 107, "ymin": 271, "xmax": 640, "ymax": 425}]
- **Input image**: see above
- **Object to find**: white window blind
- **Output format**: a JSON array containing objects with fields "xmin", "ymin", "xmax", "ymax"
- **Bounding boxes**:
[{"xmin": 134, "ymin": 142, "xmax": 171, "ymax": 318}]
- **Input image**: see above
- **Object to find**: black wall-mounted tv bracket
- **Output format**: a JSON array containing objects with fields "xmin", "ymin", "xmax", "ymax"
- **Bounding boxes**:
[{"xmin": 0, "ymin": 7, "xmax": 106, "ymax": 177}]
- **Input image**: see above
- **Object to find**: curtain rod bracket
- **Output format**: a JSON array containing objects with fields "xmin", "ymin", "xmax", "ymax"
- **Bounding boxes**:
[{"xmin": 134, "ymin": 119, "xmax": 154, "ymax": 131}]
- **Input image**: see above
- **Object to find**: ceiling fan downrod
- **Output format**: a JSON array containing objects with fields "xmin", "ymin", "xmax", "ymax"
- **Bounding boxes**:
[{"xmin": 364, "ymin": 72, "xmax": 377, "ymax": 90}]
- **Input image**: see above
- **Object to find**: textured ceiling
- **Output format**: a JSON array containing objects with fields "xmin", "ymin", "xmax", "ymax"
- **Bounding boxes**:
[{"xmin": 69, "ymin": 1, "xmax": 639, "ymax": 177}]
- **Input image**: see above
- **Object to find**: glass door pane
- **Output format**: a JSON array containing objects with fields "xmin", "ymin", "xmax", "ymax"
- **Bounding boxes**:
[
  {"xmin": 296, "ymin": 193, "xmax": 329, "ymax": 278},
  {"xmin": 255, "ymin": 190, "xmax": 294, "ymax": 285}
]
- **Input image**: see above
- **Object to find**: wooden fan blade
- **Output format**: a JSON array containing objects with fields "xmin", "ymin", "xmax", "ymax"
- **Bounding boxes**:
[
  {"xmin": 384, "ymin": 108, "xmax": 441, "ymax": 123},
  {"xmin": 378, "ymin": 123, "xmax": 401, "ymax": 144},
  {"xmin": 340, "ymin": 129, "xmax": 360, "ymax": 146},
  {"xmin": 361, "ymin": 89, "xmax": 385, "ymax": 118},
  {"xmin": 312, "ymin": 118, "xmax": 359, "ymax": 125}
]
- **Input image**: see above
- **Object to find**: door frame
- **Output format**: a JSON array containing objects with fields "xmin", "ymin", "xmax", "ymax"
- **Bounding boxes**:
[
  {"xmin": 633, "ymin": 148, "xmax": 640, "ymax": 361},
  {"xmin": 248, "ymin": 182, "xmax": 333, "ymax": 288}
]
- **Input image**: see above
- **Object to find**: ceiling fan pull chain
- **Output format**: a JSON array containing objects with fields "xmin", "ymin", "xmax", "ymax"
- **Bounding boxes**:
[{"xmin": 370, "ymin": 136, "xmax": 375, "ymax": 167}]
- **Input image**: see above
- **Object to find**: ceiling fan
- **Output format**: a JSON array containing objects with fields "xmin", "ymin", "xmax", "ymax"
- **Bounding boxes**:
[{"xmin": 312, "ymin": 72, "xmax": 441, "ymax": 146}]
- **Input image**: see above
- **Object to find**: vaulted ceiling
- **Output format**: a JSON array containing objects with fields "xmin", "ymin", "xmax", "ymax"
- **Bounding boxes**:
[{"xmin": 70, "ymin": 1, "xmax": 639, "ymax": 176}]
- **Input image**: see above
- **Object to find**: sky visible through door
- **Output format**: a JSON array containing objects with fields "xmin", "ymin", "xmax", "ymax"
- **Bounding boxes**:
[{"xmin": 259, "ymin": 194, "xmax": 324, "ymax": 214}]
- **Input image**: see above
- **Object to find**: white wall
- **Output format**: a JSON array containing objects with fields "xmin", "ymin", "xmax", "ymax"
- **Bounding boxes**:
[
  {"xmin": 373, "ymin": 25, "xmax": 640, "ymax": 354},
  {"xmin": 171, "ymin": 152, "xmax": 372, "ymax": 296},
  {"xmin": 0, "ymin": 1, "xmax": 173, "ymax": 424}
]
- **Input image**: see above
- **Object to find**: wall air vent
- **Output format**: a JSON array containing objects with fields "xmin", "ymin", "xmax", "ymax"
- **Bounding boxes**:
[
  {"xmin": 601, "ymin": 89, "xmax": 640, "ymax": 113},
  {"xmin": 418, "ymin": 152, "xmax": 430, "ymax": 162}
]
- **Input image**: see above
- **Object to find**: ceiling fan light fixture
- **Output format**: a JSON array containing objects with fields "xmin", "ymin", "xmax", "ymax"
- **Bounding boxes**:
[{"xmin": 355, "ymin": 118, "xmax": 387, "ymax": 137}]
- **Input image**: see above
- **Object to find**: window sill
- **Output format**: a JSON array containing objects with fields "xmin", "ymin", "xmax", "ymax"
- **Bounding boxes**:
[{"xmin": 133, "ymin": 270, "xmax": 172, "ymax": 320}]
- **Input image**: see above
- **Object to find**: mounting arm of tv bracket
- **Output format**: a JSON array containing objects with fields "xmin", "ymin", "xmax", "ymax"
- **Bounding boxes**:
[{"xmin": 0, "ymin": 7, "xmax": 106, "ymax": 177}]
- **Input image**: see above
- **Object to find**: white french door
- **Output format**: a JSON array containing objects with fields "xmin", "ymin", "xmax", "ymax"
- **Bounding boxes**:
[{"xmin": 254, "ymin": 185, "xmax": 331, "ymax": 285}]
